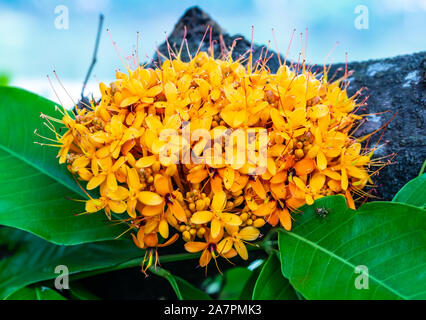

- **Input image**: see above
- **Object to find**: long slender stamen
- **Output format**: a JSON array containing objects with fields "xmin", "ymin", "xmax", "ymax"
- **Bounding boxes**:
[{"xmin": 53, "ymin": 70, "xmax": 76, "ymax": 113}]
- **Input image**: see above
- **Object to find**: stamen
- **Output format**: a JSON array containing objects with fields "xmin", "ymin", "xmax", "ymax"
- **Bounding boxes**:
[
  {"xmin": 107, "ymin": 29, "xmax": 129, "ymax": 70},
  {"xmin": 195, "ymin": 25, "xmax": 210, "ymax": 58},
  {"xmin": 53, "ymin": 70, "xmax": 76, "ymax": 113},
  {"xmin": 271, "ymin": 28, "xmax": 282, "ymax": 67}
]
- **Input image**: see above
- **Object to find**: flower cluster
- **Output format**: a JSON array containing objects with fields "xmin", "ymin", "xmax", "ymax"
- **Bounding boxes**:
[{"xmin": 46, "ymin": 48, "xmax": 373, "ymax": 272}]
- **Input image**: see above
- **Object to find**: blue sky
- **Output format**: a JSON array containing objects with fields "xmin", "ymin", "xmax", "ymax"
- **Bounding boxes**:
[{"xmin": 0, "ymin": 0, "xmax": 425, "ymax": 100}]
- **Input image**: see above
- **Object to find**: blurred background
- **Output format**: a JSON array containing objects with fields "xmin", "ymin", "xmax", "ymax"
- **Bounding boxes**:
[{"xmin": 0, "ymin": 0, "xmax": 425, "ymax": 103}]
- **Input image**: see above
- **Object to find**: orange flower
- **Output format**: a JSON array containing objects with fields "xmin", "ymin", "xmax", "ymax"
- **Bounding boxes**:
[
  {"xmin": 218, "ymin": 225, "xmax": 260, "ymax": 260},
  {"xmin": 190, "ymin": 191, "xmax": 242, "ymax": 239},
  {"xmin": 40, "ymin": 35, "xmax": 380, "ymax": 273},
  {"xmin": 184, "ymin": 230, "xmax": 235, "ymax": 268},
  {"xmin": 86, "ymin": 156, "xmax": 127, "ymax": 191}
]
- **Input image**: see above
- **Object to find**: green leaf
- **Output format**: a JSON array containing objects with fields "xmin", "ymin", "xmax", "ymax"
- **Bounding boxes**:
[
  {"xmin": 279, "ymin": 195, "xmax": 426, "ymax": 300},
  {"xmin": 0, "ymin": 149, "xmax": 127, "ymax": 245},
  {"xmin": 218, "ymin": 267, "xmax": 252, "ymax": 300},
  {"xmin": 151, "ymin": 266, "xmax": 211, "ymax": 300},
  {"xmin": 0, "ymin": 74, "xmax": 10, "ymax": 86},
  {"xmin": 239, "ymin": 262, "xmax": 264, "ymax": 300},
  {"xmin": 393, "ymin": 174, "xmax": 426, "ymax": 208},
  {"xmin": 0, "ymin": 87, "xmax": 82, "ymax": 197},
  {"xmin": 5, "ymin": 286, "xmax": 66, "ymax": 300},
  {"xmin": 0, "ymin": 227, "xmax": 143, "ymax": 299},
  {"xmin": 252, "ymin": 254, "xmax": 298, "ymax": 300},
  {"xmin": 203, "ymin": 274, "xmax": 223, "ymax": 295},
  {"xmin": 69, "ymin": 283, "xmax": 100, "ymax": 300},
  {"xmin": 419, "ymin": 159, "xmax": 426, "ymax": 176},
  {"xmin": 0, "ymin": 87, "xmax": 127, "ymax": 245}
]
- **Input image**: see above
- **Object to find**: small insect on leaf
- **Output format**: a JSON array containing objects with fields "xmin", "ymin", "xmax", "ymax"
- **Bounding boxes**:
[{"xmin": 315, "ymin": 207, "xmax": 330, "ymax": 221}]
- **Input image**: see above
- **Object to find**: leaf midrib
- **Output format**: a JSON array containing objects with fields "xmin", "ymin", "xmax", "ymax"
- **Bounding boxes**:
[
  {"xmin": 0, "ymin": 125, "xmax": 128, "ymax": 236},
  {"xmin": 0, "ymin": 242, "xmax": 141, "ymax": 299},
  {"xmin": 283, "ymin": 231, "xmax": 408, "ymax": 300},
  {"xmin": 0, "ymin": 145, "xmax": 86, "ymax": 199}
]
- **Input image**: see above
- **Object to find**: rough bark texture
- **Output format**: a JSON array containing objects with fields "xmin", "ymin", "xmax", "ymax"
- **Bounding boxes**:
[{"xmin": 156, "ymin": 6, "xmax": 426, "ymax": 201}]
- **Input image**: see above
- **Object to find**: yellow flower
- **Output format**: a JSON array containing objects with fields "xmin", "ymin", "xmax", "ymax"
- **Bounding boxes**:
[
  {"xmin": 184, "ymin": 230, "xmax": 235, "ymax": 268},
  {"xmin": 41, "ymin": 34, "xmax": 382, "ymax": 272},
  {"xmin": 190, "ymin": 191, "xmax": 242, "ymax": 239},
  {"xmin": 153, "ymin": 174, "xmax": 187, "ymax": 223},
  {"xmin": 86, "ymin": 156, "xmax": 127, "ymax": 191},
  {"xmin": 85, "ymin": 194, "xmax": 127, "ymax": 220},
  {"xmin": 307, "ymin": 127, "xmax": 345, "ymax": 170},
  {"xmin": 120, "ymin": 167, "xmax": 144, "ymax": 218},
  {"xmin": 218, "ymin": 225, "xmax": 260, "ymax": 260}
]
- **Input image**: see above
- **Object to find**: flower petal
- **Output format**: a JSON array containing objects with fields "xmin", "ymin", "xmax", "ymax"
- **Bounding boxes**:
[
  {"xmin": 279, "ymin": 209, "xmax": 291, "ymax": 231},
  {"xmin": 184, "ymin": 242, "xmax": 208, "ymax": 253},
  {"xmin": 135, "ymin": 155, "xmax": 156, "ymax": 168},
  {"xmin": 170, "ymin": 201, "xmax": 187, "ymax": 223},
  {"xmin": 238, "ymin": 226, "xmax": 260, "ymax": 241},
  {"xmin": 107, "ymin": 186, "xmax": 130, "ymax": 201},
  {"xmin": 154, "ymin": 174, "xmax": 171, "ymax": 196},
  {"xmin": 108, "ymin": 200, "xmax": 127, "ymax": 213},
  {"xmin": 294, "ymin": 158, "xmax": 316, "ymax": 176},
  {"xmin": 138, "ymin": 191, "xmax": 164, "ymax": 206},
  {"xmin": 341, "ymin": 168, "xmax": 348, "ymax": 191},
  {"xmin": 220, "ymin": 213, "xmax": 242, "ymax": 226},
  {"xmin": 217, "ymin": 237, "xmax": 233, "ymax": 254},
  {"xmin": 210, "ymin": 217, "xmax": 222, "ymax": 239},
  {"xmin": 211, "ymin": 191, "xmax": 227, "ymax": 213},
  {"xmin": 159, "ymin": 219, "xmax": 169, "ymax": 239},
  {"xmin": 191, "ymin": 211, "xmax": 214, "ymax": 224},
  {"xmin": 199, "ymin": 249, "xmax": 212, "ymax": 267},
  {"xmin": 107, "ymin": 172, "xmax": 118, "ymax": 191},
  {"xmin": 141, "ymin": 204, "xmax": 163, "ymax": 217},
  {"xmin": 234, "ymin": 240, "xmax": 248, "ymax": 260},
  {"xmin": 316, "ymin": 150, "xmax": 327, "ymax": 171},
  {"xmin": 87, "ymin": 174, "xmax": 106, "ymax": 190},
  {"xmin": 310, "ymin": 173, "xmax": 326, "ymax": 193}
]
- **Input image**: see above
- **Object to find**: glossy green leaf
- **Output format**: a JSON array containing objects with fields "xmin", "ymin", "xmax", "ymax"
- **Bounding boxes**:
[
  {"xmin": 69, "ymin": 283, "xmax": 100, "ymax": 300},
  {"xmin": 218, "ymin": 267, "xmax": 252, "ymax": 300},
  {"xmin": 0, "ymin": 87, "xmax": 127, "ymax": 244},
  {"xmin": 0, "ymin": 74, "xmax": 10, "ymax": 86},
  {"xmin": 151, "ymin": 266, "xmax": 211, "ymax": 300},
  {"xmin": 393, "ymin": 174, "xmax": 426, "ymax": 208},
  {"xmin": 252, "ymin": 254, "xmax": 297, "ymax": 300},
  {"xmin": 0, "ymin": 227, "xmax": 143, "ymax": 299},
  {"xmin": 0, "ymin": 87, "xmax": 83, "ymax": 196},
  {"xmin": 279, "ymin": 195, "xmax": 426, "ymax": 300},
  {"xmin": 203, "ymin": 274, "xmax": 223, "ymax": 295},
  {"xmin": 238, "ymin": 262, "xmax": 264, "ymax": 300},
  {"xmin": 5, "ymin": 286, "xmax": 66, "ymax": 300}
]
